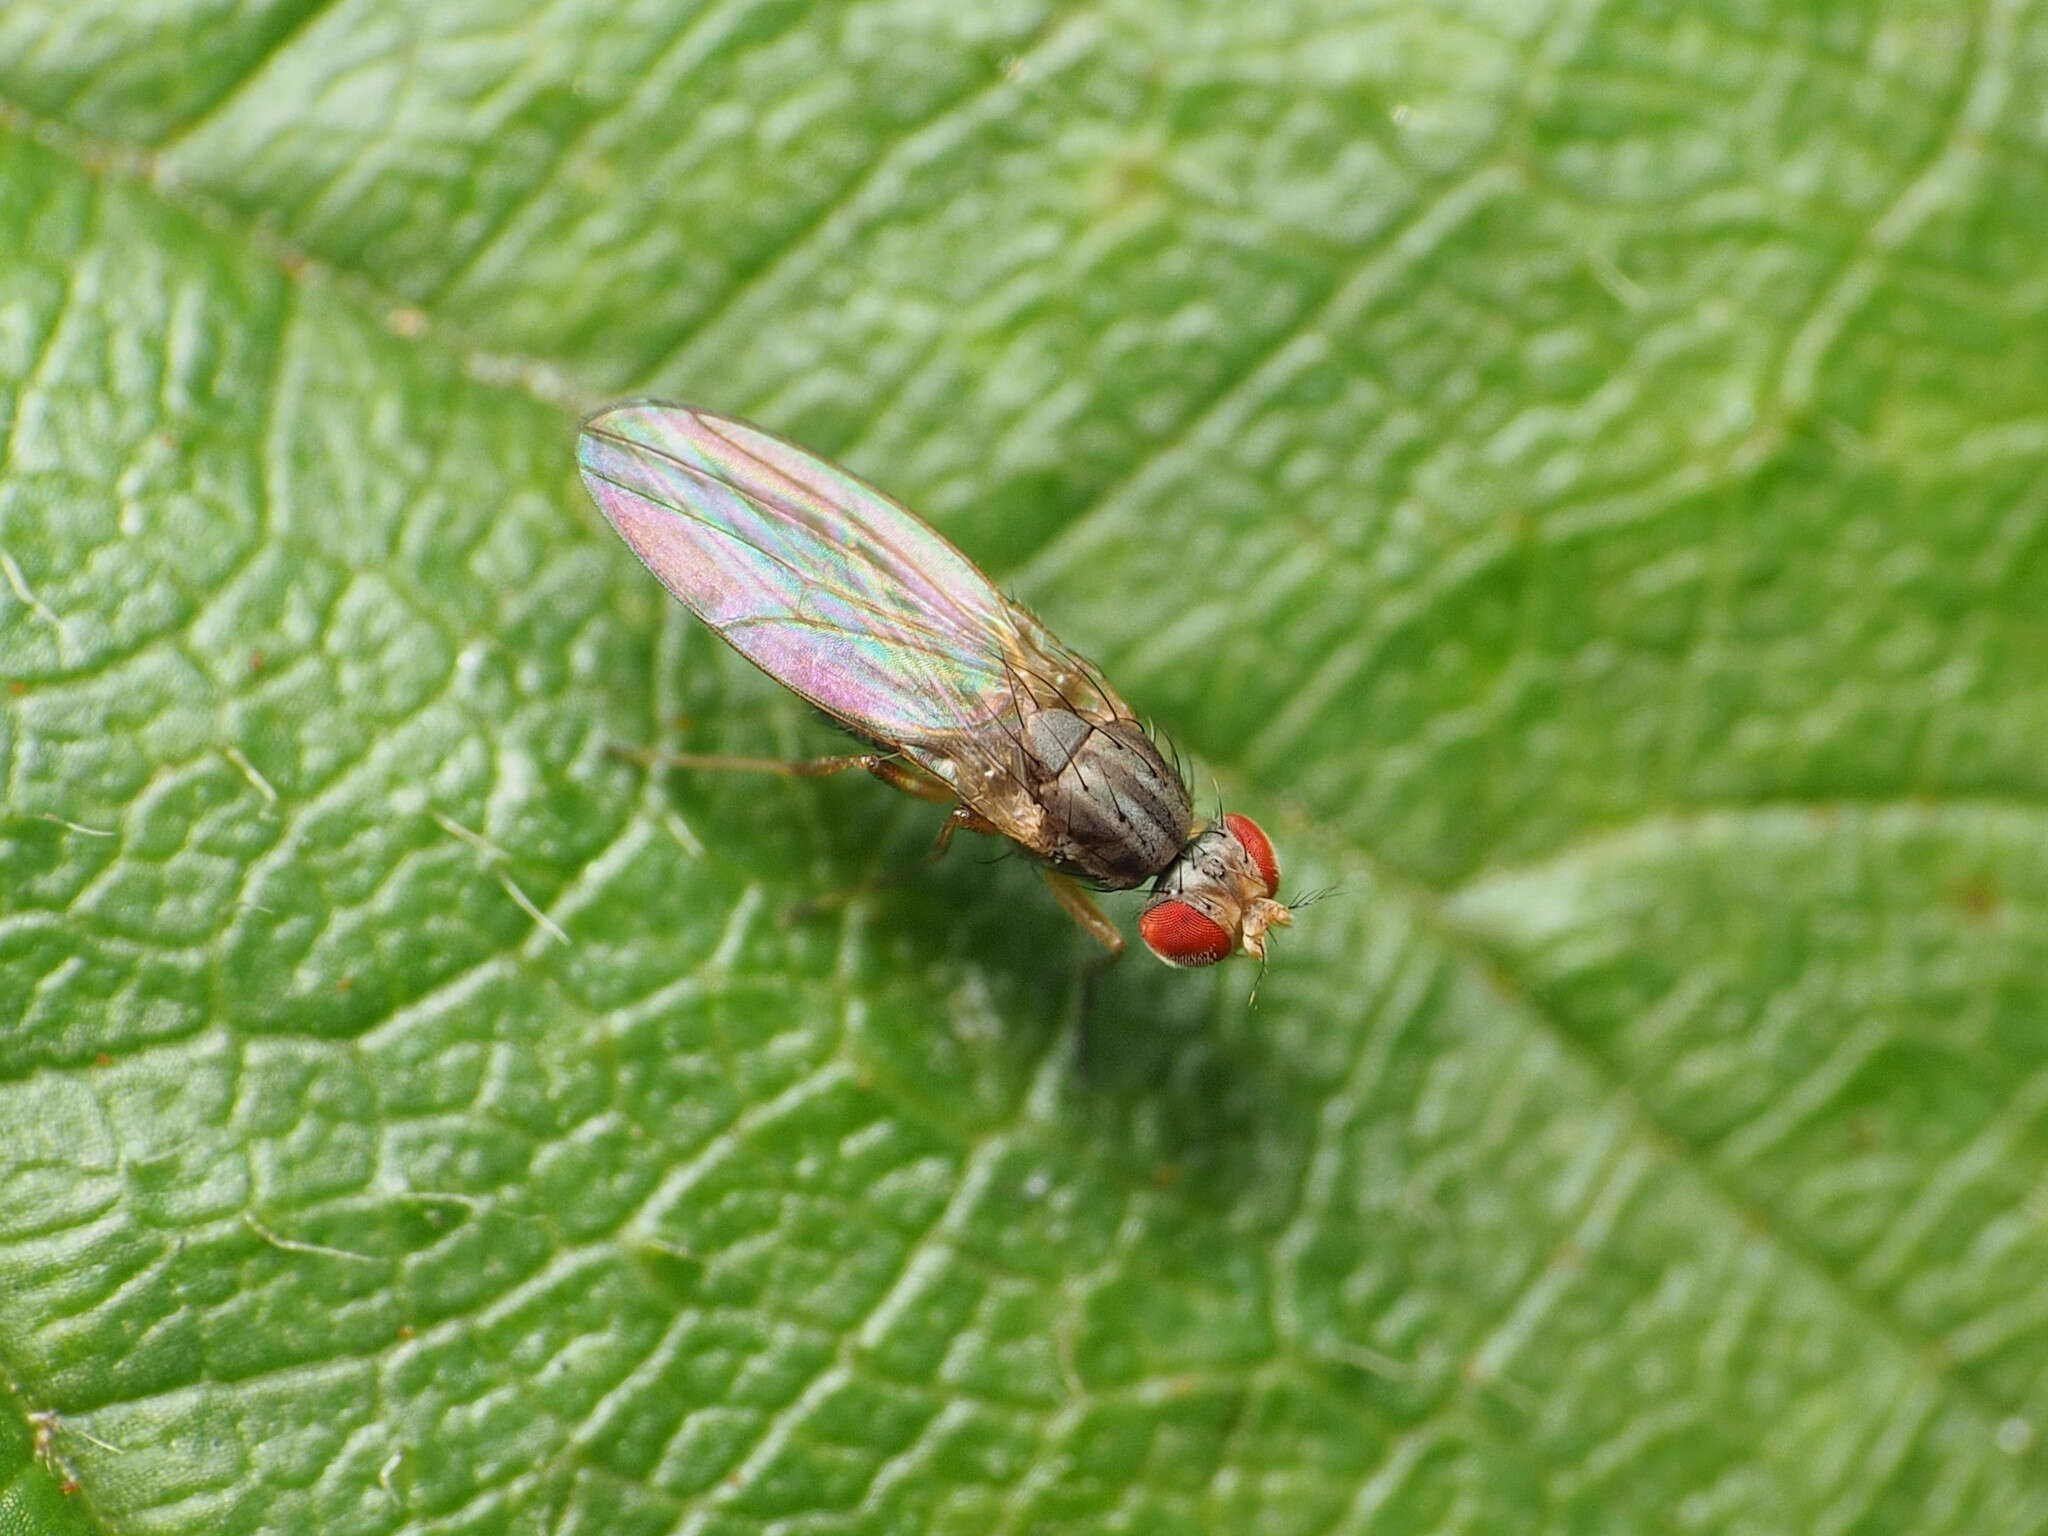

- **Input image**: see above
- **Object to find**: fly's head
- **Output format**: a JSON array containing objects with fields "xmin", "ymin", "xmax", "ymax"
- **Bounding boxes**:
[{"xmin": 1138, "ymin": 813, "xmax": 1292, "ymax": 967}]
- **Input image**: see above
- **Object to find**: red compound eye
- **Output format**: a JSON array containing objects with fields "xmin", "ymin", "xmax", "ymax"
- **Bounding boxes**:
[
  {"xmin": 1140, "ymin": 900, "xmax": 1233, "ymax": 967},
  {"xmin": 1224, "ymin": 813, "xmax": 1281, "ymax": 896}
]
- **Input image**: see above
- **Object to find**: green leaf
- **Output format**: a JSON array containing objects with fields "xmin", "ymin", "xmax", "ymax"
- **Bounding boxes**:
[{"xmin": 5, "ymin": 2, "xmax": 2048, "ymax": 1532}]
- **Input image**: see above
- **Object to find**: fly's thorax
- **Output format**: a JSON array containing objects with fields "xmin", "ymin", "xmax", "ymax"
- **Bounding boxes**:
[
  {"xmin": 1018, "ymin": 709, "xmax": 1192, "ymax": 889},
  {"xmin": 1139, "ymin": 814, "xmax": 1292, "ymax": 967}
]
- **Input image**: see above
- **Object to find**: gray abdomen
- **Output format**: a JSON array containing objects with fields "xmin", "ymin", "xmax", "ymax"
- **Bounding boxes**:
[{"xmin": 1022, "ymin": 710, "xmax": 1193, "ymax": 888}]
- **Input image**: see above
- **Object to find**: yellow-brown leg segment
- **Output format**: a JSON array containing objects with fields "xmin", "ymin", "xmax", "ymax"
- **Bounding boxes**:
[
  {"xmin": 866, "ymin": 757, "xmax": 960, "ymax": 805},
  {"xmin": 611, "ymin": 745, "xmax": 960, "ymax": 804},
  {"xmin": 1039, "ymin": 869, "xmax": 1126, "ymax": 960},
  {"xmin": 613, "ymin": 744, "xmax": 980, "ymax": 917},
  {"xmin": 1039, "ymin": 870, "xmax": 1125, "ymax": 1087},
  {"xmin": 928, "ymin": 801, "xmax": 1002, "ymax": 857}
]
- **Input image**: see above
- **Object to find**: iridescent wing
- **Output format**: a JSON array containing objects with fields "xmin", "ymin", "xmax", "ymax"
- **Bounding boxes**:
[{"xmin": 577, "ymin": 403, "xmax": 1137, "ymax": 830}]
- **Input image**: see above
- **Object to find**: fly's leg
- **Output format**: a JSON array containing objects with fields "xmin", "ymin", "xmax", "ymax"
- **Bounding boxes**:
[
  {"xmin": 781, "ymin": 800, "xmax": 998, "ymax": 922},
  {"xmin": 868, "ymin": 758, "xmax": 960, "ymax": 805},
  {"xmin": 928, "ymin": 802, "xmax": 1001, "ymax": 857},
  {"xmin": 1039, "ymin": 870, "xmax": 1125, "ymax": 1086},
  {"xmin": 1038, "ymin": 870, "xmax": 1125, "ymax": 959},
  {"xmin": 612, "ymin": 745, "xmax": 955, "ymax": 801},
  {"xmin": 615, "ymin": 744, "xmax": 977, "ymax": 915}
]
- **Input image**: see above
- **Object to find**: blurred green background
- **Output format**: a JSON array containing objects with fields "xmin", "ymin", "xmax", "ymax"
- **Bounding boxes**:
[{"xmin": 4, "ymin": 1, "xmax": 2048, "ymax": 1531}]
